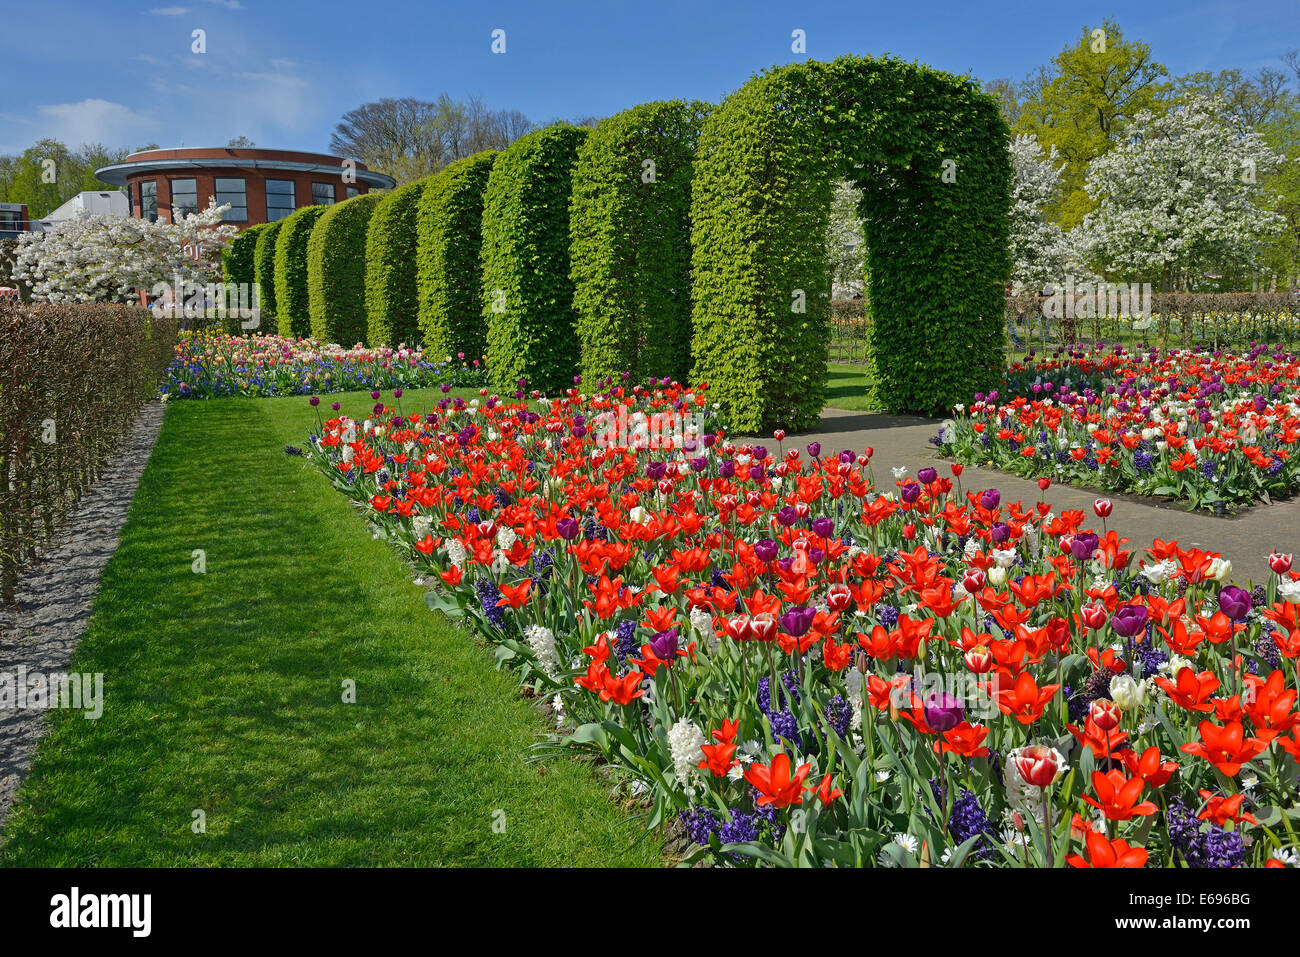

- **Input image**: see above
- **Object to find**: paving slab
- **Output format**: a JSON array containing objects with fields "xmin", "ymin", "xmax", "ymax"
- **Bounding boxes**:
[{"xmin": 741, "ymin": 406, "xmax": 1300, "ymax": 587}]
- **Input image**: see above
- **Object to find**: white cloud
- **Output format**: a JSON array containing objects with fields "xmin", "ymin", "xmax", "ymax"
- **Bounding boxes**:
[
  {"xmin": 149, "ymin": 6, "xmax": 191, "ymax": 14},
  {"xmin": 34, "ymin": 99, "xmax": 158, "ymax": 149},
  {"xmin": 200, "ymin": 0, "xmax": 243, "ymax": 8}
]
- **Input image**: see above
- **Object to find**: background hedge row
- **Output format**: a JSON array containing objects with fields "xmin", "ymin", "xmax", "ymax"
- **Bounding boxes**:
[
  {"xmin": 253, "ymin": 220, "xmax": 284, "ymax": 330},
  {"xmin": 366, "ymin": 177, "xmax": 433, "ymax": 347},
  {"xmin": 274, "ymin": 205, "xmax": 327, "ymax": 338},
  {"xmin": 570, "ymin": 100, "xmax": 708, "ymax": 384},
  {"xmin": 481, "ymin": 125, "xmax": 588, "ymax": 394},
  {"xmin": 417, "ymin": 151, "xmax": 496, "ymax": 361},
  {"xmin": 0, "ymin": 301, "xmax": 176, "ymax": 602},
  {"xmin": 209, "ymin": 55, "xmax": 1015, "ymax": 423},
  {"xmin": 220, "ymin": 223, "xmax": 267, "ymax": 334}
]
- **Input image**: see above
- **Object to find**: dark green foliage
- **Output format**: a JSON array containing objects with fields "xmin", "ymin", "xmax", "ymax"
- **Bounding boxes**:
[
  {"xmin": 416, "ymin": 151, "xmax": 496, "ymax": 361},
  {"xmin": 481, "ymin": 125, "xmax": 588, "ymax": 393},
  {"xmin": 253, "ymin": 220, "xmax": 284, "ymax": 329},
  {"xmin": 220, "ymin": 224, "xmax": 266, "ymax": 335},
  {"xmin": 570, "ymin": 101, "xmax": 709, "ymax": 384},
  {"xmin": 308, "ymin": 193, "xmax": 382, "ymax": 345},
  {"xmin": 274, "ymin": 205, "xmax": 328, "ymax": 338},
  {"xmin": 690, "ymin": 55, "xmax": 1012, "ymax": 428},
  {"xmin": 365, "ymin": 177, "xmax": 432, "ymax": 346}
]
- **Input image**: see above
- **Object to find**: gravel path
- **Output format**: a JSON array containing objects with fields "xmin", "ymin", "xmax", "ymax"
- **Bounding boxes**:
[{"xmin": 0, "ymin": 400, "xmax": 167, "ymax": 828}]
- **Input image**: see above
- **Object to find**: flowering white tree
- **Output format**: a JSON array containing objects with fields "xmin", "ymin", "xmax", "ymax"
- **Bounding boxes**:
[
  {"xmin": 1008, "ymin": 134, "xmax": 1079, "ymax": 292},
  {"xmin": 827, "ymin": 179, "xmax": 866, "ymax": 298},
  {"xmin": 13, "ymin": 199, "xmax": 238, "ymax": 303},
  {"xmin": 1075, "ymin": 94, "xmax": 1284, "ymax": 289}
]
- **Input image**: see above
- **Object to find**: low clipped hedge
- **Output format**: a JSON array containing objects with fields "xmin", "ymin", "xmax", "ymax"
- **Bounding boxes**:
[
  {"xmin": 308, "ymin": 193, "xmax": 383, "ymax": 345},
  {"xmin": 365, "ymin": 177, "xmax": 433, "ymax": 346},
  {"xmin": 253, "ymin": 220, "xmax": 285, "ymax": 331},
  {"xmin": 220, "ymin": 224, "xmax": 267, "ymax": 334},
  {"xmin": 274, "ymin": 205, "xmax": 328, "ymax": 338},
  {"xmin": 570, "ymin": 100, "xmax": 708, "ymax": 384},
  {"xmin": 482, "ymin": 125, "xmax": 587, "ymax": 393},
  {"xmin": 417, "ymin": 151, "xmax": 496, "ymax": 361}
]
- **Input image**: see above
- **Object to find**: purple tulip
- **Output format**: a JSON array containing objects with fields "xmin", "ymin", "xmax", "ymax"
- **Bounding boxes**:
[
  {"xmin": 648, "ymin": 627, "xmax": 680, "ymax": 662},
  {"xmin": 754, "ymin": 539, "xmax": 779, "ymax": 563},
  {"xmin": 807, "ymin": 442, "xmax": 821, "ymax": 458},
  {"xmin": 753, "ymin": 445, "xmax": 769, "ymax": 462},
  {"xmin": 690, "ymin": 456, "xmax": 707, "ymax": 472},
  {"xmin": 646, "ymin": 461, "xmax": 666, "ymax": 481},
  {"xmin": 776, "ymin": 505, "xmax": 798, "ymax": 527},
  {"xmin": 1217, "ymin": 585, "xmax": 1252, "ymax": 622},
  {"xmin": 555, "ymin": 517, "xmax": 581, "ymax": 541},
  {"xmin": 979, "ymin": 489, "xmax": 1001, "ymax": 511},
  {"xmin": 923, "ymin": 692, "xmax": 965, "ymax": 733},
  {"xmin": 779, "ymin": 606, "xmax": 816, "ymax": 638},
  {"xmin": 990, "ymin": 522, "xmax": 1010, "ymax": 544},
  {"xmin": 901, "ymin": 482, "xmax": 922, "ymax": 505},
  {"xmin": 749, "ymin": 464, "xmax": 765, "ymax": 482},
  {"xmin": 1110, "ymin": 604, "xmax": 1149, "ymax": 638},
  {"xmin": 719, "ymin": 460, "xmax": 735, "ymax": 479},
  {"xmin": 1070, "ymin": 532, "xmax": 1100, "ymax": 561},
  {"xmin": 917, "ymin": 466, "xmax": 937, "ymax": 485},
  {"xmin": 811, "ymin": 517, "xmax": 834, "ymax": 539},
  {"xmin": 1253, "ymin": 395, "xmax": 1267, "ymax": 413}
]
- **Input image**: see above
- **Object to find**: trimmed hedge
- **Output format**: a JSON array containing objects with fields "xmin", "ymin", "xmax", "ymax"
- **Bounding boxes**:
[
  {"xmin": 274, "ymin": 205, "xmax": 328, "ymax": 338},
  {"xmin": 365, "ymin": 177, "xmax": 433, "ymax": 346},
  {"xmin": 308, "ymin": 193, "xmax": 383, "ymax": 345},
  {"xmin": 220, "ymin": 223, "xmax": 267, "ymax": 334},
  {"xmin": 482, "ymin": 125, "xmax": 588, "ymax": 393},
  {"xmin": 690, "ymin": 55, "xmax": 1011, "ymax": 427},
  {"xmin": 253, "ymin": 220, "xmax": 285, "ymax": 330},
  {"xmin": 570, "ymin": 101, "xmax": 708, "ymax": 384},
  {"xmin": 417, "ymin": 151, "xmax": 496, "ymax": 361}
]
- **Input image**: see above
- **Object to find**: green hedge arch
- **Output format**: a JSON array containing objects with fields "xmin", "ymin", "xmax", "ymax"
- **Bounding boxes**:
[
  {"xmin": 482, "ymin": 125, "xmax": 588, "ymax": 394},
  {"xmin": 365, "ymin": 177, "xmax": 433, "ymax": 346},
  {"xmin": 417, "ymin": 151, "xmax": 496, "ymax": 361},
  {"xmin": 220, "ymin": 223, "xmax": 266, "ymax": 335},
  {"xmin": 308, "ymin": 192, "xmax": 383, "ymax": 345},
  {"xmin": 274, "ymin": 205, "xmax": 328, "ymax": 338},
  {"xmin": 570, "ymin": 100, "xmax": 709, "ymax": 384},
  {"xmin": 253, "ymin": 219, "xmax": 284, "ymax": 331},
  {"xmin": 690, "ymin": 55, "xmax": 1011, "ymax": 428}
]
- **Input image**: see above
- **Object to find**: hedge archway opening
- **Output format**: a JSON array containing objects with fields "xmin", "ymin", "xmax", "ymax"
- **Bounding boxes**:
[
  {"xmin": 569, "ymin": 100, "xmax": 709, "ymax": 385},
  {"xmin": 690, "ymin": 55, "xmax": 1011, "ymax": 430}
]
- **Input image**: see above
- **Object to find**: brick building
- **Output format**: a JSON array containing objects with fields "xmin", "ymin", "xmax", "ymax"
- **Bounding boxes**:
[{"xmin": 93, "ymin": 147, "xmax": 396, "ymax": 229}]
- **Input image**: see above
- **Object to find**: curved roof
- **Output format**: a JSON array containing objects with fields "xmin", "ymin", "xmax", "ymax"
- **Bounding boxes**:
[{"xmin": 94, "ymin": 147, "xmax": 396, "ymax": 190}]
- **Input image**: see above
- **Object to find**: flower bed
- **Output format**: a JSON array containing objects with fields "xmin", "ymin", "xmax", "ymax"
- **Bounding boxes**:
[
  {"xmin": 306, "ymin": 379, "xmax": 1300, "ymax": 868},
  {"xmin": 161, "ymin": 332, "xmax": 486, "ymax": 399},
  {"xmin": 936, "ymin": 345, "xmax": 1300, "ymax": 513}
]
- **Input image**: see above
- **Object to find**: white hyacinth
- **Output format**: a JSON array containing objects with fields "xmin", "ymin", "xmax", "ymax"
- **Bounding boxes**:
[
  {"xmin": 689, "ymin": 606, "xmax": 718, "ymax": 653},
  {"xmin": 445, "ymin": 538, "xmax": 467, "ymax": 570},
  {"xmin": 525, "ymin": 624, "xmax": 560, "ymax": 679},
  {"xmin": 668, "ymin": 719, "xmax": 707, "ymax": 798}
]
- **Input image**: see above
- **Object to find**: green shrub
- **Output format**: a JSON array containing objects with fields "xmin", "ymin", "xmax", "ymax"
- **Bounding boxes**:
[
  {"xmin": 417, "ymin": 151, "xmax": 496, "ymax": 361},
  {"xmin": 220, "ymin": 224, "xmax": 266, "ymax": 334},
  {"xmin": 253, "ymin": 220, "xmax": 285, "ymax": 330},
  {"xmin": 690, "ymin": 55, "xmax": 1011, "ymax": 428},
  {"xmin": 570, "ymin": 101, "xmax": 708, "ymax": 384},
  {"xmin": 481, "ymin": 125, "xmax": 588, "ymax": 393},
  {"xmin": 365, "ymin": 177, "xmax": 433, "ymax": 346},
  {"xmin": 274, "ymin": 206, "xmax": 328, "ymax": 338},
  {"xmin": 308, "ymin": 193, "xmax": 383, "ymax": 345}
]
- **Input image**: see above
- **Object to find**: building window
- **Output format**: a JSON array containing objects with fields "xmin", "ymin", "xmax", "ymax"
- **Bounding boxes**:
[
  {"xmin": 312, "ymin": 182, "xmax": 336, "ymax": 206},
  {"xmin": 347, "ymin": 187, "xmax": 360, "ymax": 199},
  {"xmin": 140, "ymin": 180, "xmax": 158, "ymax": 222},
  {"xmin": 215, "ymin": 177, "xmax": 248, "ymax": 222},
  {"xmin": 170, "ymin": 178, "xmax": 198, "ymax": 218},
  {"xmin": 265, "ymin": 179, "xmax": 296, "ymax": 221}
]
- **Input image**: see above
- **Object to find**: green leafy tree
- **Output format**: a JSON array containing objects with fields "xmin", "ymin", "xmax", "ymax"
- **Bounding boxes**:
[{"xmin": 1014, "ymin": 21, "xmax": 1171, "ymax": 227}]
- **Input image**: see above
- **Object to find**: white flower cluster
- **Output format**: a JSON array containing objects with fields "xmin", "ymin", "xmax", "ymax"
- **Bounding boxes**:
[
  {"xmin": 667, "ymin": 719, "xmax": 707, "ymax": 798},
  {"xmin": 14, "ymin": 199, "xmax": 239, "ymax": 303},
  {"xmin": 524, "ymin": 624, "xmax": 560, "ymax": 680}
]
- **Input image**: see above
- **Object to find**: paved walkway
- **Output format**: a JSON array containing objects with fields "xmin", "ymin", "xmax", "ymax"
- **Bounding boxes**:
[{"xmin": 745, "ymin": 406, "xmax": 1300, "ymax": 587}]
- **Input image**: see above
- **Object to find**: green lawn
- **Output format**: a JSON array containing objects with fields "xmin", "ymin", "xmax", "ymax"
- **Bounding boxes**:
[
  {"xmin": 0, "ymin": 387, "xmax": 660, "ymax": 867},
  {"xmin": 825, "ymin": 362, "xmax": 876, "ymax": 411}
]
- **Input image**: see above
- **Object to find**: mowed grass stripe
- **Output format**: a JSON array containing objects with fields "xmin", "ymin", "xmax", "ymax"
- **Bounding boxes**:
[{"xmin": 1, "ymin": 391, "xmax": 659, "ymax": 866}]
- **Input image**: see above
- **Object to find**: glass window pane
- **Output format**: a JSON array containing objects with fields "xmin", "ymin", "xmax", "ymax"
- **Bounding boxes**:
[
  {"xmin": 312, "ymin": 182, "xmax": 336, "ymax": 205},
  {"xmin": 141, "ymin": 180, "xmax": 158, "ymax": 222},
  {"xmin": 170, "ymin": 178, "xmax": 198, "ymax": 217},
  {"xmin": 266, "ymin": 179, "xmax": 294, "ymax": 194},
  {"xmin": 215, "ymin": 177, "xmax": 246, "ymax": 191}
]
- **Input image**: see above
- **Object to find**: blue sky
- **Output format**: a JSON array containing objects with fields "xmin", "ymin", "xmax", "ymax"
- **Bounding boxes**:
[{"xmin": 3, "ymin": 0, "xmax": 1298, "ymax": 156}]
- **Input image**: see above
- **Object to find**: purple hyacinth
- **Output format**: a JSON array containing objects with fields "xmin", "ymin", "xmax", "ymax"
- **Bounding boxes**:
[{"xmin": 475, "ymin": 577, "xmax": 507, "ymax": 629}]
